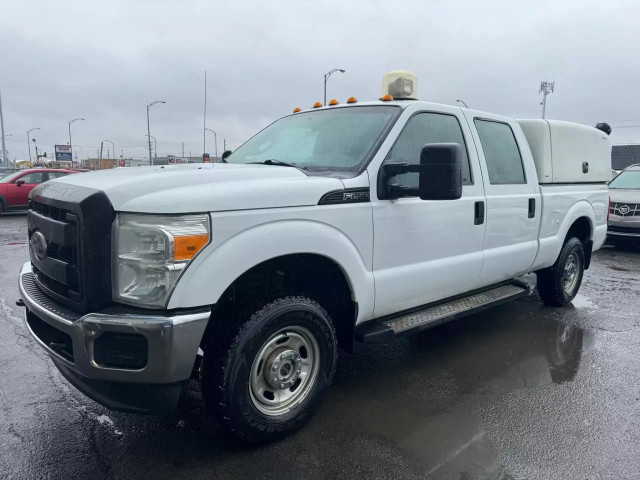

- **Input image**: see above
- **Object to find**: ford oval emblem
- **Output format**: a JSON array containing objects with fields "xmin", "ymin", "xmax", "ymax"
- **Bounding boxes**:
[{"xmin": 30, "ymin": 231, "xmax": 48, "ymax": 261}]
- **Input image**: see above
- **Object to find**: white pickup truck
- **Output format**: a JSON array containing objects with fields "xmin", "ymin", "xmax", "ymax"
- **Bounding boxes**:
[{"xmin": 19, "ymin": 71, "xmax": 610, "ymax": 442}]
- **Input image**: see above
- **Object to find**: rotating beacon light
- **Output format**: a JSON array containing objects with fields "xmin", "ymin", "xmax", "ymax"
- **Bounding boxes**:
[{"xmin": 381, "ymin": 70, "xmax": 418, "ymax": 100}]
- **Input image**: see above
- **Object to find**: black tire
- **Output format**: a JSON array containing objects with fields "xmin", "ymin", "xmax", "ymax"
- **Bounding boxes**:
[
  {"xmin": 200, "ymin": 296, "xmax": 337, "ymax": 443},
  {"xmin": 536, "ymin": 237, "xmax": 585, "ymax": 307}
]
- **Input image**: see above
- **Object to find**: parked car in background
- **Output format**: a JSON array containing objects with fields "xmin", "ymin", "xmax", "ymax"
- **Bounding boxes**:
[
  {"xmin": 0, "ymin": 168, "xmax": 77, "ymax": 214},
  {"xmin": 608, "ymin": 164, "xmax": 640, "ymax": 247}
]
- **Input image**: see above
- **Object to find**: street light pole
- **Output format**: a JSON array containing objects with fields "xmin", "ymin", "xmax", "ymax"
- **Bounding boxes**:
[
  {"xmin": 456, "ymin": 99, "xmax": 469, "ymax": 108},
  {"xmin": 323, "ymin": 68, "xmax": 345, "ymax": 105},
  {"xmin": 27, "ymin": 128, "xmax": 40, "ymax": 163},
  {"xmin": 0, "ymin": 86, "xmax": 6, "ymax": 168},
  {"xmin": 103, "ymin": 139, "xmax": 114, "ymax": 161},
  {"xmin": 539, "ymin": 81, "xmax": 555, "ymax": 119},
  {"xmin": 68, "ymin": 117, "xmax": 85, "ymax": 168},
  {"xmin": 205, "ymin": 128, "xmax": 217, "ymax": 159},
  {"xmin": 146, "ymin": 101, "xmax": 165, "ymax": 165}
]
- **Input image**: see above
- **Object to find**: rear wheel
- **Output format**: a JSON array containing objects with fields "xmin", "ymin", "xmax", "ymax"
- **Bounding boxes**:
[
  {"xmin": 200, "ymin": 296, "xmax": 337, "ymax": 443},
  {"xmin": 537, "ymin": 237, "xmax": 585, "ymax": 307}
]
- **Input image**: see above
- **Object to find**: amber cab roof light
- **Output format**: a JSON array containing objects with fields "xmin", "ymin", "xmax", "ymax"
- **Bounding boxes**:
[
  {"xmin": 312, "ymin": 102, "xmax": 323, "ymax": 108},
  {"xmin": 293, "ymin": 107, "xmax": 302, "ymax": 113},
  {"xmin": 346, "ymin": 96, "xmax": 357, "ymax": 104},
  {"xmin": 380, "ymin": 94, "xmax": 394, "ymax": 101},
  {"xmin": 328, "ymin": 99, "xmax": 339, "ymax": 106}
]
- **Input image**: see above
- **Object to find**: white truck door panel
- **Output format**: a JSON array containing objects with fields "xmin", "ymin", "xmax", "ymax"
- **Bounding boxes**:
[
  {"xmin": 370, "ymin": 106, "xmax": 487, "ymax": 318},
  {"xmin": 463, "ymin": 112, "xmax": 541, "ymax": 285}
]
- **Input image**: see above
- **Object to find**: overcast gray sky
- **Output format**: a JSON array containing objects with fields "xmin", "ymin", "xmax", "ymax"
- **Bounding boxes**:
[{"xmin": 1, "ymin": 0, "xmax": 639, "ymax": 161}]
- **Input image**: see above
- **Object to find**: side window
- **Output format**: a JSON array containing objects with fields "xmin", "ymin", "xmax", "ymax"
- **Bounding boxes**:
[
  {"xmin": 47, "ymin": 172, "xmax": 68, "ymax": 180},
  {"xmin": 386, "ymin": 112, "xmax": 472, "ymax": 188},
  {"xmin": 17, "ymin": 172, "xmax": 44, "ymax": 184},
  {"xmin": 474, "ymin": 120, "xmax": 526, "ymax": 184}
]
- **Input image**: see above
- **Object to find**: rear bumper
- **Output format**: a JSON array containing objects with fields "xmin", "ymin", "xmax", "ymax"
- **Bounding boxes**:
[{"xmin": 19, "ymin": 262, "xmax": 210, "ymax": 414}]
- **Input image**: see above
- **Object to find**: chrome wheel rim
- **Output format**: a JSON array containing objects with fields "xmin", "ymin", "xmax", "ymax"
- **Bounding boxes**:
[
  {"xmin": 562, "ymin": 252, "xmax": 580, "ymax": 294},
  {"xmin": 249, "ymin": 326, "xmax": 320, "ymax": 416}
]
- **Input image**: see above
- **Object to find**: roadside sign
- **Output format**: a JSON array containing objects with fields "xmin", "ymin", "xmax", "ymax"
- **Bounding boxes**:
[{"xmin": 55, "ymin": 145, "xmax": 72, "ymax": 162}]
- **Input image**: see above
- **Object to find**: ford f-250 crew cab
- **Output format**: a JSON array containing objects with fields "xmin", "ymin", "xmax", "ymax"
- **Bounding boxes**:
[{"xmin": 19, "ymin": 71, "xmax": 610, "ymax": 442}]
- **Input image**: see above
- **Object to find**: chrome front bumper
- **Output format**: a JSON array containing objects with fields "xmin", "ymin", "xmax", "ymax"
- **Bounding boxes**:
[{"xmin": 19, "ymin": 262, "xmax": 210, "ymax": 413}]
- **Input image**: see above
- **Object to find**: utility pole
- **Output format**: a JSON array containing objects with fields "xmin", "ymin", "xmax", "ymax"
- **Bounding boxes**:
[
  {"xmin": 539, "ymin": 81, "xmax": 555, "ymax": 119},
  {"xmin": 0, "ymin": 86, "xmax": 6, "ymax": 167},
  {"xmin": 182, "ymin": 142, "xmax": 185, "ymax": 157},
  {"xmin": 223, "ymin": 138, "xmax": 226, "ymax": 151}
]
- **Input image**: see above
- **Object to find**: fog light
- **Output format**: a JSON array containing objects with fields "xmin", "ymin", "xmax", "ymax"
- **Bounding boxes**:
[{"xmin": 94, "ymin": 332, "xmax": 148, "ymax": 369}]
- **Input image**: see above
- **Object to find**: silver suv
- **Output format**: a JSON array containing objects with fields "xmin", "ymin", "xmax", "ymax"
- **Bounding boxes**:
[{"xmin": 608, "ymin": 164, "xmax": 640, "ymax": 245}]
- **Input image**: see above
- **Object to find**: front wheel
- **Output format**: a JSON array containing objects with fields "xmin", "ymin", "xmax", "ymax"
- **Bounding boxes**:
[
  {"xmin": 200, "ymin": 296, "xmax": 337, "ymax": 443},
  {"xmin": 537, "ymin": 237, "xmax": 585, "ymax": 307}
]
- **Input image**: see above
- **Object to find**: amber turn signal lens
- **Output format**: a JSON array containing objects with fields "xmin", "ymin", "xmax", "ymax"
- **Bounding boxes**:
[
  {"xmin": 174, "ymin": 234, "xmax": 209, "ymax": 261},
  {"xmin": 328, "ymin": 99, "xmax": 339, "ymax": 105},
  {"xmin": 346, "ymin": 96, "xmax": 357, "ymax": 104},
  {"xmin": 293, "ymin": 107, "xmax": 302, "ymax": 113},
  {"xmin": 381, "ymin": 94, "xmax": 394, "ymax": 101},
  {"xmin": 312, "ymin": 102, "xmax": 323, "ymax": 108}
]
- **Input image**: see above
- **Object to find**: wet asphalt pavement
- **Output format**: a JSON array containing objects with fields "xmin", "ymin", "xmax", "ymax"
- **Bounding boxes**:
[{"xmin": 1, "ymin": 213, "xmax": 639, "ymax": 480}]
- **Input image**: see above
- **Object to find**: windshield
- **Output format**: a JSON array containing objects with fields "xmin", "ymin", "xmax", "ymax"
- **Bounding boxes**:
[
  {"xmin": 609, "ymin": 170, "xmax": 640, "ymax": 189},
  {"xmin": 0, "ymin": 171, "xmax": 24, "ymax": 183},
  {"xmin": 227, "ymin": 106, "xmax": 399, "ymax": 171}
]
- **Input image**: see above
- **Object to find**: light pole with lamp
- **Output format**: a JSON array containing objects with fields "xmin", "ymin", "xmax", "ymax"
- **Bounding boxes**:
[
  {"xmin": 27, "ymin": 128, "xmax": 40, "ymax": 163},
  {"xmin": 205, "ymin": 128, "xmax": 217, "ymax": 160},
  {"xmin": 68, "ymin": 117, "xmax": 85, "ymax": 167},
  {"xmin": 146, "ymin": 101, "xmax": 165, "ymax": 165},
  {"xmin": 323, "ymin": 68, "xmax": 345, "ymax": 106},
  {"xmin": 1, "ymin": 134, "xmax": 11, "ymax": 167}
]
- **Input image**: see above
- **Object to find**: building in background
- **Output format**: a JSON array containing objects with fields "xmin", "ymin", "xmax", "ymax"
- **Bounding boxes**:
[{"xmin": 612, "ymin": 145, "xmax": 640, "ymax": 170}]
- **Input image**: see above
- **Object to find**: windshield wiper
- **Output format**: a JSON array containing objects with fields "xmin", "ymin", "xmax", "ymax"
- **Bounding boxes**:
[{"xmin": 249, "ymin": 159, "xmax": 308, "ymax": 170}]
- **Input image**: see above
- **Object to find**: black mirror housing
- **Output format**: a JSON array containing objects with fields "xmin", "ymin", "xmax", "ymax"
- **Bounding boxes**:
[
  {"xmin": 418, "ymin": 143, "xmax": 463, "ymax": 200},
  {"xmin": 221, "ymin": 150, "xmax": 232, "ymax": 162}
]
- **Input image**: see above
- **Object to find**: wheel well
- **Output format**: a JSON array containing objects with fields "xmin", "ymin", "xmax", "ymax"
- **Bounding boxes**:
[
  {"xmin": 565, "ymin": 216, "xmax": 593, "ymax": 268},
  {"xmin": 204, "ymin": 254, "xmax": 357, "ymax": 351}
]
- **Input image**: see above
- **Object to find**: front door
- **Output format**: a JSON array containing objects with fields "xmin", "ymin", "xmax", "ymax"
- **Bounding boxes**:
[
  {"xmin": 6, "ymin": 171, "xmax": 46, "ymax": 207},
  {"xmin": 371, "ymin": 107, "xmax": 487, "ymax": 318}
]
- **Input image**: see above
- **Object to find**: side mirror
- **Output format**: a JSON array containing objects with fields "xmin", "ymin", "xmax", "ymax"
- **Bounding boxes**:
[
  {"xmin": 221, "ymin": 150, "xmax": 232, "ymax": 162},
  {"xmin": 417, "ymin": 143, "xmax": 463, "ymax": 200},
  {"xmin": 15, "ymin": 180, "xmax": 25, "ymax": 187},
  {"xmin": 380, "ymin": 143, "xmax": 463, "ymax": 200}
]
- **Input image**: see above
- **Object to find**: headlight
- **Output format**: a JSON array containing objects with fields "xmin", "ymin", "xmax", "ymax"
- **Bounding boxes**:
[{"xmin": 112, "ymin": 213, "xmax": 210, "ymax": 308}]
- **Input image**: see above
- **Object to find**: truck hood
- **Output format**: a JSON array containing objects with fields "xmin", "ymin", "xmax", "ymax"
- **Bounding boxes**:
[{"xmin": 49, "ymin": 163, "xmax": 345, "ymax": 213}]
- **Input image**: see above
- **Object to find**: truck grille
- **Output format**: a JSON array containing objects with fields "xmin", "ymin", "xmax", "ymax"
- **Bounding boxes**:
[
  {"xmin": 610, "ymin": 202, "xmax": 640, "ymax": 217},
  {"xmin": 608, "ymin": 225, "xmax": 640, "ymax": 235},
  {"xmin": 28, "ymin": 200, "xmax": 82, "ymax": 303},
  {"xmin": 27, "ymin": 182, "xmax": 115, "ymax": 314}
]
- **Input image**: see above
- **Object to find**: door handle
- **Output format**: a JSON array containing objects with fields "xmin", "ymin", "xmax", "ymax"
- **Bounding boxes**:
[
  {"xmin": 474, "ymin": 201, "xmax": 485, "ymax": 225},
  {"xmin": 528, "ymin": 198, "xmax": 536, "ymax": 218}
]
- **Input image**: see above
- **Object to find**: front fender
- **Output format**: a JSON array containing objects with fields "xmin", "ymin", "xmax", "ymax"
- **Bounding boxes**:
[{"xmin": 167, "ymin": 219, "xmax": 375, "ymax": 322}]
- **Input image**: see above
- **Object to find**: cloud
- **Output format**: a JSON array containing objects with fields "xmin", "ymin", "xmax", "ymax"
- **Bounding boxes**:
[{"xmin": 1, "ymin": 0, "xmax": 639, "ymax": 161}]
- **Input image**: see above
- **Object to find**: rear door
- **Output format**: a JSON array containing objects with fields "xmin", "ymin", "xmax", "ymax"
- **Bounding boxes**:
[
  {"xmin": 370, "ymin": 105, "xmax": 487, "ymax": 318},
  {"xmin": 463, "ymin": 112, "xmax": 541, "ymax": 285}
]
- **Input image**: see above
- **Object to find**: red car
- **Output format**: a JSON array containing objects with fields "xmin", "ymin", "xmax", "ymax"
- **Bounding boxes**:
[{"xmin": 0, "ymin": 168, "xmax": 77, "ymax": 214}]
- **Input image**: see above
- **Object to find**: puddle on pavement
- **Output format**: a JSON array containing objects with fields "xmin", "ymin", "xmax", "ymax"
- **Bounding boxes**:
[
  {"xmin": 571, "ymin": 294, "xmax": 598, "ymax": 309},
  {"xmin": 327, "ymin": 300, "xmax": 593, "ymax": 479}
]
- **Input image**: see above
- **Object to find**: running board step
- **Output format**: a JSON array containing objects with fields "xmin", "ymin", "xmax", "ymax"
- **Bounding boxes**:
[{"xmin": 356, "ymin": 282, "xmax": 530, "ymax": 343}]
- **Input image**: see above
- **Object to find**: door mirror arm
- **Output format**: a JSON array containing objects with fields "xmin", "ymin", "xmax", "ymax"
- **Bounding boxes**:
[{"xmin": 15, "ymin": 180, "xmax": 25, "ymax": 187}]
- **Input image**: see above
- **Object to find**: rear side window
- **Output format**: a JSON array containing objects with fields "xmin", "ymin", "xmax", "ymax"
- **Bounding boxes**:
[
  {"xmin": 474, "ymin": 119, "xmax": 526, "ymax": 184},
  {"xmin": 47, "ymin": 172, "xmax": 69, "ymax": 180},
  {"xmin": 386, "ymin": 112, "xmax": 473, "ymax": 187}
]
